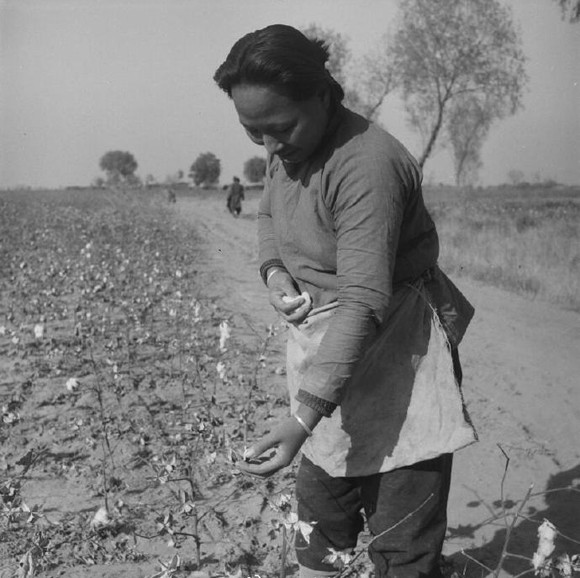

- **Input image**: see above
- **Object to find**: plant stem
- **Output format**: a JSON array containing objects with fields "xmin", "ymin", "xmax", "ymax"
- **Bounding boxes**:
[
  {"xmin": 497, "ymin": 443, "xmax": 510, "ymax": 529},
  {"xmin": 280, "ymin": 524, "xmax": 287, "ymax": 578},
  {"xmin": 492, "ymin": 483, "xmax": 534, "ymax": 578},
  {"xmin": 460, "ymin": 550, "xmax": 494, "ymax": 574},
  {"xmin": 192, "ymin": 505, "xmax": 201, "ymax": 567}
]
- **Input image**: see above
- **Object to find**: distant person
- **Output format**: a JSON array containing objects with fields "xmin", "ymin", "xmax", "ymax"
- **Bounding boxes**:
[
  {"xmin": 166, "ymin": 187, "xmax": 176, "ymax": 204},
  {"xmin": 214, "ymin": 24, "xmax": 477, "ymax": 578},
  {"xmin": 226, "ymin": 176, "xmax": 245, "ymax": 217}
]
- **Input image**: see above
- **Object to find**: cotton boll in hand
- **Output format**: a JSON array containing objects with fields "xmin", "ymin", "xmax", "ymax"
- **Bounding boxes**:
[{"xmin": 282, "ymin": 292, "xmax": 312, "ymax": 309}]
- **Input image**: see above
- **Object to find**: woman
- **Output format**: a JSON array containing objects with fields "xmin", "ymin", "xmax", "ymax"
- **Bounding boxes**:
[{"xmin": 214, "ymin": 24, "xmax": 477, "ymax": 578}]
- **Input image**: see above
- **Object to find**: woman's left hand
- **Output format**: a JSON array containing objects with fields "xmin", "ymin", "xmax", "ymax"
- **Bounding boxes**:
[{"xmin": 236, "ymin": 417, "xmax": 310, "ymax": 478}]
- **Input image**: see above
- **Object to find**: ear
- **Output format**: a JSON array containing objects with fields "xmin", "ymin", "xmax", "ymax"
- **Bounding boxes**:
[{"xmin": 317, "ymin": 85, "xmax": 332, "ymax": 109}]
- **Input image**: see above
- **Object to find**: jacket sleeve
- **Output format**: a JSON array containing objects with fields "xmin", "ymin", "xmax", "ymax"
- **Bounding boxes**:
[
  {"xmin": 258, "ymin": 157, "xmax": 286, "ymax": 282},
  {"xmin": 296, "ymin": 143, "xmax": 422, "ymax": 414}
]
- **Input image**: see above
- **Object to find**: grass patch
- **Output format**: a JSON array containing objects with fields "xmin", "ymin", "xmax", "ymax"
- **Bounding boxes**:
[{"xmin": 424, "ymin": 185, "xmax": 580, "ymax": 310}]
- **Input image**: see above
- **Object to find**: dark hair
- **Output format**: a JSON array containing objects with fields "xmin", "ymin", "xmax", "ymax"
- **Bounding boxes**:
[{"xmin": 213, "ymin": 24, "xmax": 344, "ymax": 104}]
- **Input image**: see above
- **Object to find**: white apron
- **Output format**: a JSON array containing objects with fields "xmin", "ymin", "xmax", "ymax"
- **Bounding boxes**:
[{"xmin": 287, "ymin": 280, "xmax": 478, "ymax": 477}]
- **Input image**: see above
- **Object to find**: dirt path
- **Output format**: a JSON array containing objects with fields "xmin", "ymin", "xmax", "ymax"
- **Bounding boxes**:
[{"xmin": 174, "ymin": 192, "xmax": 580, "ymax": 572}]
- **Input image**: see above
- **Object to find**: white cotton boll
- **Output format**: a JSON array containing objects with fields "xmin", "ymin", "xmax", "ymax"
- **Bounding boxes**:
[
  {"xmin": 219, "ymin": 320, "xmax": 231, "ymax": 352},
  {"xmin": 556, "ymin": 555, "xmax": 574, "ymax": 578},
  {"xmin": 33, "ymin": 324, "xmax": 45, "ymax": 339},
  {"xmin": 90, "ymin": 506, "xmax": 110, "ymax": 529},
  {"xmin": 533, "ymin": 519, "xmax": 557, "ymax": 572},
  {"xmin": 216, "ymin": 361, "xmax": 227, "ymax": 381},
  {"xmin": 193, "ymin": 301, "xmax": 202, "ymax": 322},
  {"xmin": 282, "ymin": 292, "xmax": 312, "ymax": 308},
  {"xmin": 297, "ymin": 520, "xmax": 316, "ymax": 544},
  {"xmin": 65, "ymin": 378, "xmax": 79, "ymax": 392}
]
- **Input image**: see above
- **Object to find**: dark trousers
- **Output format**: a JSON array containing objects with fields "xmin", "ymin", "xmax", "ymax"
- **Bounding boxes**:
[
  {"xmin": 295, "ymin": 348, "xmax": 462, "ymax": 577},
  {"xmin": 296, "ymin": 453, "xmax": 453, "ymax": 577}
]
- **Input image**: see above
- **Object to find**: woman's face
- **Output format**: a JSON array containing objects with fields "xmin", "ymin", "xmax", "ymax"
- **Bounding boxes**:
[{"xmin": 231, "ymin": 83, "xmax": 330, "ymax": 164}]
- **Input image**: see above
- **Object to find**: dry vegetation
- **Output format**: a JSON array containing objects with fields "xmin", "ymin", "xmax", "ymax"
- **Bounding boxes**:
[
  {"xmin": 424, "ymin": 185, "xmax": 580, "ymax": 311},
  {"xmin": 0, "ymin": 185, "xmax": 578, "ymax": 577}
]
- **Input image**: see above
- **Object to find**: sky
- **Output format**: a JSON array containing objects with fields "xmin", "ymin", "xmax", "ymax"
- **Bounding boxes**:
[{"xmin": 1, "ymin": 0, "xmax": 579, "ymax": 189}]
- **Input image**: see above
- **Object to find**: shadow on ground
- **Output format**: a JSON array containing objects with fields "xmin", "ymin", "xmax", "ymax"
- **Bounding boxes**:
[{"xmin": 447, "ymin": 464, "xmax": 580, "ymax": 577}]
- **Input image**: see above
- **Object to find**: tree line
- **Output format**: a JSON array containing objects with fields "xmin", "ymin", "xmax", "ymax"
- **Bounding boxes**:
[{"xmin": 97, "ymin": 151, "xmax": 267, "ymax": 189}]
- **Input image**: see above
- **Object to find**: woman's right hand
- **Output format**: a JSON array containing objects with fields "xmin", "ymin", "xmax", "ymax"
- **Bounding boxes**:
[{"xmin": 267, "ymin": 269, "xmax": 311, "ymax": 325}]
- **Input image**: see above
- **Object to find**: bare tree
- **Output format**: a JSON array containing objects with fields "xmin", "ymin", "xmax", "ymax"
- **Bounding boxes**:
[
  {"xmin": 302, "ymin": 23, "xmax": 396, "ymax": 120},
  {"xmin": 447, "ymin": 95, "xmax": 496, "ymax": 186},
  {"xmin": 390, "ymin": 0, "xmax": 528, "ymax": 169},
  {"xmin": 348, "ymin": 43, "xmax": 398, "ymax": 122},
  {"xmin": 302, "ymin": 24, "xmax": 351, "ymax": 87},
  {"xmin": 554, "ymin": 0, "xmax": 580, "ymax": 22}
]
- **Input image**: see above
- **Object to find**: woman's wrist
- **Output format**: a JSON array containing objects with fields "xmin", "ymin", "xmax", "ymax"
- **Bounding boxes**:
[
  {"xmin": 295, "ymin": 403, "xmax": 323, "ymax": 434},
  {"xmin": 266, "ymin": 267, "xmax": 285, "ymax": 284},
  {"xmin": 293, "ymin": 414, "xmax": 313, "ymax": 436},
  {"xmin": 259, "ymin": 259, "xmax": 287, "ymax": 284}
]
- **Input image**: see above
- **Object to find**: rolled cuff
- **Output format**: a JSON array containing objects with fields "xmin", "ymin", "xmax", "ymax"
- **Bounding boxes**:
[{"xmin": 296, "ymin": 389, "xmax": 337, "ymax": 418}]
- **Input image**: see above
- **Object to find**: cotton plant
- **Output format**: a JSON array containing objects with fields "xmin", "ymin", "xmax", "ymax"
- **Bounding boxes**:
[
  {"xmin": 281, "ymin": 511, "xmax": 316, "ymax": 545},
  {"xmin": 156, "ymin": 455, "xmax": 178, "ymax": 485},
  {"xmin": 554, "ymin": 554, "xmax": 580, "ymax": 578},
  {"xmin": 271, "ymin": 492, "xmax": 292, "ymax": 512},
  {"xmin": 16, "ymin": 548, "xmax": 39, "ymax": 578},
  {"xmin": 19, "ymin": 502, "xmax": 44, "ymax": 526},
  {"xmin": 147, "ymin": 554, "xmax": 181, "ymax": 578}
]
